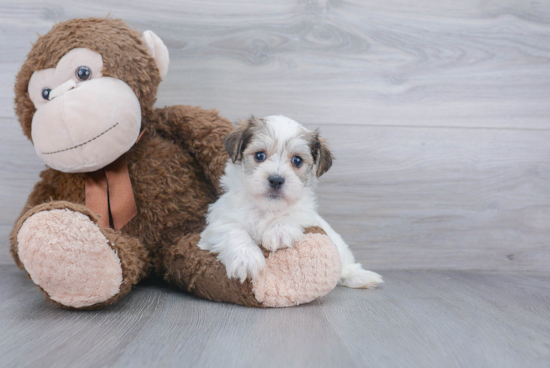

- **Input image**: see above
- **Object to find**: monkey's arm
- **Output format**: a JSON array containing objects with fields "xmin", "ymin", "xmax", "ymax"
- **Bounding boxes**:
[{"xmin": 150, "ymin": 106, "xmax": 234, "ymax": 194}]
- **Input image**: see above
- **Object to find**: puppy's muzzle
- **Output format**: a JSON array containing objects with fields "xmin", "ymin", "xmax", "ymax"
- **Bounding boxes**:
[{"xmin": 268, "ymin": 175, "xmax": 285, "ymax": 190}]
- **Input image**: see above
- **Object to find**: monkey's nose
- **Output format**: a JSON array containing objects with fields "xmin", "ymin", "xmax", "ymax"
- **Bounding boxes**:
[
  {"xmin": 49, "ymin": 79, "xmax": 77, "ymax": 101},
  {"xmin": 268, "ymin": 175, "xmax": 285, "ymax": 189}
]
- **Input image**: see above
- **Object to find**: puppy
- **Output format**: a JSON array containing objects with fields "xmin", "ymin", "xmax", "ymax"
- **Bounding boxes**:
[{"xmin": 198, "ymin": 115, "xmax": 383, "ymax": 289}]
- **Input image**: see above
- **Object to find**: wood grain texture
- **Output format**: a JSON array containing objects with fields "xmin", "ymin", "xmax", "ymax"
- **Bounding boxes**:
[
  {"xmin": 2, "ymin": 0, "xmax": 550, "ymax": 129},
  {"xmin": 0, "ymin": 0, "xmax": 549, "ymax": 270},
  {"xmin": 1, "ymin": 265, "xmax": 549, "ymax": 368},
  {"xmin": 2, "ymin": 117, "xmax": 550, "ymax": 271}
]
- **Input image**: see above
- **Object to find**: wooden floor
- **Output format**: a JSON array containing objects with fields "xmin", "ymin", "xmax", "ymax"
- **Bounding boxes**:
[{"xmin": 1, "ymin": 264, "xmax": 549, "ymax": 368}]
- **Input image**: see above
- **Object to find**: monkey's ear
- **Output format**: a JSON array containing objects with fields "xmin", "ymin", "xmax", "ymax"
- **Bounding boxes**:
[
  {"xmin": 310, "ymin": 131, "xmax": 333, "ymax": 178},
  {"xmin": 224, "ymin": 117, "xmax": 258, "ymax": 163},
  {"xmin": 142, "ymin": 30, "xmax": 170, "ymax": 79}
]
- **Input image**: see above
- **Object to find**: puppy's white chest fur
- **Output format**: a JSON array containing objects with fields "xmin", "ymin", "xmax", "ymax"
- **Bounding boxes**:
[
  {"xmin": 238, "ymin": 193, "xmax": 316, "ymax": 249},
  {"xmin": 241, "ymin": 206, "xmax": 292, "ymax": 245}
]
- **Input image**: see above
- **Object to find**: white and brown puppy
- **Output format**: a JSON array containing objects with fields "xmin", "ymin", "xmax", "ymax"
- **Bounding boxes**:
[{"xmin": 198, "ymin": 115, "xmax": 383, "ymax": 288}]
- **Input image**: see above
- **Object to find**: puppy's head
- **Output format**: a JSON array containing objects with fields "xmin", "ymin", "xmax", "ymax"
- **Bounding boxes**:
[{"xmin": 224, "ymin": 115, "xmax": 333, "ymax": 210}]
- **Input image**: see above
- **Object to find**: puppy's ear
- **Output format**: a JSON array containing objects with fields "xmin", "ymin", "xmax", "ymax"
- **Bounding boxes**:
[
  {"xmin": 224, "ymin": 116, "xmax": 258, "ymax": 163},
  {"xmin": 310, "ymin": 130, "xmax": 333, "ymax": 177}
]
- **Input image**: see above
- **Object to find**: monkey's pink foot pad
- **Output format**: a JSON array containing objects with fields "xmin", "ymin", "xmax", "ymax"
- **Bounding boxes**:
[
  {"xmin": 17, "ymin": 209, "xmax": 123, "ymax": 308},
  {"xmin": 253, "ymin": 233, "xmax": 342, "ymax": 307}
]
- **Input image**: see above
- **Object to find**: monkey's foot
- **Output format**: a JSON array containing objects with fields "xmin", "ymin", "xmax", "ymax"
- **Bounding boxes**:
[
  {"xmin": 253, "ymin": 229, "xmax": 342, "ymax": 307},
  {"xmin": 17, "ymin": 208, "xmax": 123, "ymax": 308}
]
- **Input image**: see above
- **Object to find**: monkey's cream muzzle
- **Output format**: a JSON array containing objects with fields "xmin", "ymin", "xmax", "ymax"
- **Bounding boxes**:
[{"xmin": 31, "ymin": 77, "xmax": 141, "ymax": 173}]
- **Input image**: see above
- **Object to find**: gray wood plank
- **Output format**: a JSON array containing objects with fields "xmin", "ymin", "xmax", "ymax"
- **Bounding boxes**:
[
  {"xmin": 2, "ymin": 118, "xmax": 549, "ymax": 271},
  {"xmin": 1, "ymin": 265, "xmax": 549, "ymax": 368},
  {"xmin": 314, "ymin": 124, "xmax": 550, "ymax": 271},
  {"xmin": 1, "ymin": 0, "xmax": 550, "ymax": 129}
]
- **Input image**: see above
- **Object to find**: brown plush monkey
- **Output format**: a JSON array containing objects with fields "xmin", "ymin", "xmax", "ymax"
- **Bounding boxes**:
[{"xmin": 9, "ymin": 18, "xmax": 341, "ymax": 309}]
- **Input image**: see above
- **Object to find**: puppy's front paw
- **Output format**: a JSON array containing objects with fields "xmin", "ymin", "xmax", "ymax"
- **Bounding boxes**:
[
  {"xmin": 262, "ymin": 223, "xmax": 304, "ymax": 252},
  {"xmin": 218, "ymin": 241, "xmax": 266, "ymax": 283},
  {"xmin": 339, "ymin": 264, "xmax": 383, "ymax": 289}
]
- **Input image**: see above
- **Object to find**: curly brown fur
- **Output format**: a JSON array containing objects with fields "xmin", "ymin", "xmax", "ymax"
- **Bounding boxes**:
[
  {"xmin": 163, "ymin": 233, "xmax": 264, "ymax": 307},
  {"xmin": 15, "ymin": 18, "xmax": 161, "ymax": 141},
  {"xmin": 150, "ymin": 106, "xmax": 233, "ymax": 194}
]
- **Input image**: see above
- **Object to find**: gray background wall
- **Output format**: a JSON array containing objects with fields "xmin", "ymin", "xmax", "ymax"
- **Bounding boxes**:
[{"xmin": 1, "ymin": 0, "xmax": 549, "ymax": 271}]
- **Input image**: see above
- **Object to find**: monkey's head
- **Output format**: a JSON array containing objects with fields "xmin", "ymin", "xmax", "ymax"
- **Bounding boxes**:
[{"xmin": 15, "ymin": 18, "xmax": 169, "ymax": 173}]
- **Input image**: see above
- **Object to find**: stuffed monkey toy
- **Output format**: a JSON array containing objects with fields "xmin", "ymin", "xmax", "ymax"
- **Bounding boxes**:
[{"xmin": 9, "ymin": 18, "xmax": 341, "ymax": 309}]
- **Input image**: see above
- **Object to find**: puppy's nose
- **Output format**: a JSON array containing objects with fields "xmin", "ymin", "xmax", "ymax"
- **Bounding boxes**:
[{"xmin": 268, "ymin": 175, "xmax": 285, "ymax": 189}]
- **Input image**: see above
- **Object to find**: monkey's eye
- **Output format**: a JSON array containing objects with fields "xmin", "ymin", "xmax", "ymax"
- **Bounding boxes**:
[
  {"xmin": 42, "ymin": 88, "xmax": 52, "ymax": 101},
  {"xmin": 76, "ymin": 66, "xmax": 91, "ymax": 81},
  {"xmin": 291, "ymin": 156, "xmax": 303, "ymax": 168},
  {"xmin": 254, "ymin": 152, "xmax": 267, "ymax": 163}
]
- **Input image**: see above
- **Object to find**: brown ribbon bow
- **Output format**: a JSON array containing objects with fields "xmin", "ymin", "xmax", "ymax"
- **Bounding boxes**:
[{"xmin": 84, "ymin": 130, "xmax": 144, "ymax": 230}]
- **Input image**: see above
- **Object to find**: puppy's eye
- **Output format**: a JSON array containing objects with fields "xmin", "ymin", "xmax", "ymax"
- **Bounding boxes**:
[
  {"xmin": 42, "ymin": 88, "xmax": 52, "ymax": 101},
  {"xmin": 76, "ymin": 66, "xmax": 91, "ymax": 81},
  {"xmin": 254, "ymin": 152, "xmax": 267, "ymax": 162},
  {"xmin": 292, "ymin": 156, "xmax": 303, "ymax": 168}
]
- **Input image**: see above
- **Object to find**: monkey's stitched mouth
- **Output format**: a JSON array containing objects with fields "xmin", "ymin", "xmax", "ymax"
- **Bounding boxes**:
[{"xmin": 41, "ymin": 122, "xmax": 119, "ymax": 155}]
